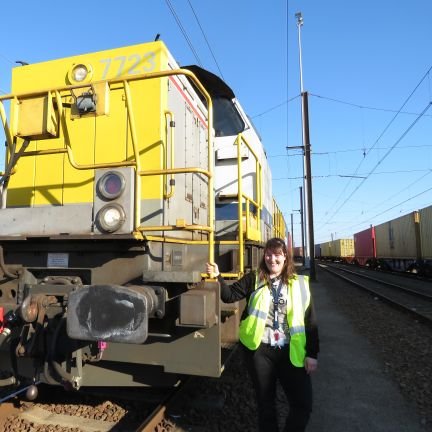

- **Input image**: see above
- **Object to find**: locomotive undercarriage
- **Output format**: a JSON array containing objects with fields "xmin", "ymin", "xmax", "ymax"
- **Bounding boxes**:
[{"xmin": 0, "ymin": 238, "xmax": 232, "ymax": 390}]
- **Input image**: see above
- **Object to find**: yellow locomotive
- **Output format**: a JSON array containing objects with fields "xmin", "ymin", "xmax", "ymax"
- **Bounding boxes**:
[{"xmin": 0, "ymin": 41, "xmax": 287, "ymax": 391}]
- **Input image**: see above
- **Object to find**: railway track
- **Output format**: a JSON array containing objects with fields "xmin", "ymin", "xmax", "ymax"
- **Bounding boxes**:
[
  {"xmin": 0, "ymin": 382, "xmax": 184, "ymax": 432},
  {"xmin": 319, "ymin": 262, "xmax": 432, "ymax": 324},
  {"xmin": 0, "ymin": 345, "xmax": 239, "ymax": 431}
]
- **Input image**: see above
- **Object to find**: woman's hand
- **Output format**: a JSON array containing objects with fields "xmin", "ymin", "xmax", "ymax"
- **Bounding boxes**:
[
  {"xmin": 304, "ymin": 357, "xmax": 318, "ymax": 374},
  {"xmin": 206, "ymin": 262, "xmax": 220, "ymax": 278}
]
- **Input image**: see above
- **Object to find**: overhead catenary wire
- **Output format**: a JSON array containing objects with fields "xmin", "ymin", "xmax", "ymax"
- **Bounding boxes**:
[
  {"xmin": 310, "ymin": 93, "xmax": 432, "ymax": 117},
  {"xmin": 0, "ymin": 52, "xmax": 15, "ymax": 94},
  {"xmin": 165, "ymin": 0, "xmax": 203, "ymax": 67},
  {"xmin": 186, "ymin": 0, "xmax": 225, "ymax": 80},
  {"xmin": 0, "ymin": 52, "xmax": 14, "ymax": 67},
  {"xmin": 342, "ymin": 182, "xmax": 432, "ymax": 234},
  {"xmin": 268, "ymin": 143, "xmax": 432, "ymax": 158},
  {"xmin": 251, "ymin": 94, "xmax": 300, "ymax": 119},
  {"xmin": 273, "ymin": 167, "xmax": 432, "ymax": 181},
  {"xmin": 322, "ymin": 101, "xmax": 432, "ymax": 224},
  {"xmin": 317, "ymin": 65, "xmax": 432, "ymax": 231},
  {"xmin": 250, "ymin": 92, "xmax": 432, "ymax": 122}
]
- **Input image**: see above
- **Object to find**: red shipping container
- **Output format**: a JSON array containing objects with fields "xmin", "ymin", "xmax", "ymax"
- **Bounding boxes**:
[{"xmin": 354, "ymin": 227, "xmax": 376, "ymax": 266}]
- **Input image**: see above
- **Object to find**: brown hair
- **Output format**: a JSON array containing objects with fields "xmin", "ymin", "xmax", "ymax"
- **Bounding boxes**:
[{"xmin": 258, "ymin": 237, "xmax": 296, "ymax": 285}]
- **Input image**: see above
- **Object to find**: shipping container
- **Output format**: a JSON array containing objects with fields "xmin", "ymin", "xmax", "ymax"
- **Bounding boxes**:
[
  {"xmin": 354, "ymin": 227, "xmax": 376, "ymax": 266},
  {"xmin": 320, "ymin": 241, "xmax": 331, "ymax": 258},
  {"xmin": 318, "ymin": 239, "xmax": 353, "ymax": 262},
  {"xmin": 375, "ymin": 211, "xmax": 419, "ymax": 271},
  {"xmin": 293, "ymin": 246, "xmax": 303, "ymax": 258},
  {"xmin": 332, "ymin": 238, "xmax": 354, "ymax": 258},
  {"xmin": 419, "ymin": 204, "xmax": 432, "ymax": 260}
]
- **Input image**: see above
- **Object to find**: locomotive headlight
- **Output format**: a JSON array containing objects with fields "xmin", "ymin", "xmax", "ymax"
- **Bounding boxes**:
[
  {"xmin": 97, "ymin": 204, "xmax": 126, "ymax": 233},
  {"xmin": 68, "ymin": 63, "xmax": 93, "ymax": 83},
  {"xmin": 98, "ymin": 171, "xmax": 126, "ymax": 200}
]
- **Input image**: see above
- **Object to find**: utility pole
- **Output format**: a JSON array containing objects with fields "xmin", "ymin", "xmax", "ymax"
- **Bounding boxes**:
[
  {"xmin": 290, "ymin": 213, "xmax": 294, "ymax": 250},
  {"xmin": 302, "ymin": 91, "xmax": 316, "ymax": 280},
  {"xmin": 296, "ymin": 11, "xmax": 316, "ymax": 280},
  {"xmin": 295, "ymin": 11, "xmax": 308, "ymax": 268},
  {"xmin": 299, "ymin": 187, "xmax": 305, "ymax": 266}
]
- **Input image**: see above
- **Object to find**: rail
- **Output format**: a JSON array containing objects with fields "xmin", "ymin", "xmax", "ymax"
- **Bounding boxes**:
[{"xmin": 319, "ymin": 262, "xmax": 432, "ymax": 325}]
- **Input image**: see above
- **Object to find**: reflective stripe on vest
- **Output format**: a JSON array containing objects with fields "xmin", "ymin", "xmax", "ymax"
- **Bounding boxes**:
[{"xmin": 239, "ymin": 274, "xmax": 311, "ymax": 367}]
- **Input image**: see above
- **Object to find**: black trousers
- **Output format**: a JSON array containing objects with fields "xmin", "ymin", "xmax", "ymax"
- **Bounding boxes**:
[{"xmin": 241, "ymin": 343, "xmax": 312, "ymax": 432}]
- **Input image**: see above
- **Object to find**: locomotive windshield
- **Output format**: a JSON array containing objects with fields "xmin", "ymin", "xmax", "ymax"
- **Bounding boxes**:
[
  {"xmin": 183, "ymin": 65, "xmax": 246, "ymax": 137},
  {"xmin": 212, "ymin": 96, "xmax": 245, "ymax": 137}
]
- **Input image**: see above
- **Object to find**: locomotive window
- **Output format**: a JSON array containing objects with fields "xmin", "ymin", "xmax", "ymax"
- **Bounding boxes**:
[{"xmin": 213, "ymin": 97, "xmax": 246, "ymax": 137}]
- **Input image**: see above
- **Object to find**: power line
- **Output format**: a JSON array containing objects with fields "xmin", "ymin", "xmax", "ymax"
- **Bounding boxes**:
[
  {"xmin": 186, "ymin": 0, "xmax": 224, "ymax": 80},
  {"xmin": 310, "ymin": 92, "xmax": 432, "ymax": 117},
  {"xmin": 273, "ymin": 167, "xmax": 432, "ymax": 181},
  {"xmin": 342, "ymin": 170, "xmax": 432, "ymax": 233},
  {"xmin": 327, "ymin": 102, "xmax": 432, "ymax": 216},
  {"xmin": 268, "ymin": 143, "xmax": 432, "ymax": 158},
  {"xmin": 251, "ymin": 94, "xmax": 300, "ymax": 119},
  {"xmin": 165, "ymin": 0, "xmax": 203, "ymax": 67},
  {"xmin": 0, "ymin": 53, "xmax": 15, "ymax": 94},
  {"xmin": 343, "ymin": 183, "xmax": 432, "ymax": 234},
  {"xmin": 0, "ymin": 52, "xmax": 14, "ymax": 66},
  {"xmin": 251, "ymin": 91, "xmax": 432, "ymax": 121},
  {"xmin": 318, "ymin": 65, "xmax": 432, "ymax": 230}
]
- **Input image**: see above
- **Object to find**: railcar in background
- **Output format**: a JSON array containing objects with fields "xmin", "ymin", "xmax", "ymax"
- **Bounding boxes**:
[
  {"xmin": 353, "ymin": 226, "xmax": 376, "ymax": 267},
  {"xmin": 0, "ymin": 40, "xmax": 287, "ymax": 393},
  {"xmin": 371, "ymin": 205, "xmax": 432, "ymax": 275},
  {"xmin": 418, "ymin": 205, "xmax": 432, "ymax": 275},
  {"xmin": 293, "ymin": 246, "xmax": 303, "ymax": 262},
  {"xmin": 349, "ymin": 204, "xmax": 432, "ymax": 276},
  {"xmin": 314, "ymin": 244, "xmax": 321, "ymax": 260},
  {"xmin": 373, "ymin": 211, "xmax": 419, "ymax": 272},
  {"xmin": 317, "ymin": 239, "xmax": 354, "ymax": 263}
]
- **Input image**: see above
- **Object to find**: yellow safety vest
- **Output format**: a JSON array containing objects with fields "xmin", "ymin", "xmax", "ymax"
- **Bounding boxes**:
[{"xmin": 239, "ymin": 274, "xmax": 311, "ymax": 367}]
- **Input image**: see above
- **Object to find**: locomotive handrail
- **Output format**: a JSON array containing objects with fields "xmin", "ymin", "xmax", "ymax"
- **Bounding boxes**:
[
  {"xmin": 0, "ymin": 68, "xmax": 215, "ymax": 265},
  {"xmin": 138, "ymin": 224, "xmax": 212, "ymax": 232},
  {"xmin": 138, "ymin": 167, "xmax": 211, "ymax": 177},
  {"xmin": 0, "ymin": 101, "xmax": 12, "ymax": 148},
  {"xmin": 136, "ymin": 165, "xmax": 213, "ymax": 238},
  {"xmin": 236, "ymin": 133, "xmax": 263, "ymax": 273},
  {"xmin": 164, "ymin": 110, "xmax": 175, "ymax": 199}
]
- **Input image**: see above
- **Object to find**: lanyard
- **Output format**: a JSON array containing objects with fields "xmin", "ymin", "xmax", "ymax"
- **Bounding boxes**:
[{"xmin": 270, "ymin": 278, "xmax": 283, "ymax": 330}]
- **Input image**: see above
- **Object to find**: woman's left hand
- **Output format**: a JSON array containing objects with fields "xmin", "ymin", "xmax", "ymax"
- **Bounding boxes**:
[{"xmin": 304, "ymin": 357, "xmax": 318, "ymax": 374}]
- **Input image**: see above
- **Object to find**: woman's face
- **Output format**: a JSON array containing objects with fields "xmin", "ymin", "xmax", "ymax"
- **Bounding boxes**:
[{"xmin": 264, "ymin": 247, "xmax": 286, "ymax": 277}]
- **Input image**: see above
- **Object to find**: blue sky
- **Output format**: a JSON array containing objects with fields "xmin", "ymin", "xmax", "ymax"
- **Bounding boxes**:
[{"xmin": 1, "ymin": 1, "xmax": 431, "ymax": 247}]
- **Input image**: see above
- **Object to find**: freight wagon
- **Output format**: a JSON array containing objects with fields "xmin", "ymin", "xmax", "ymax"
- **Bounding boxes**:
[
  {"xmin": 353, "ymin": 226, "xmax": 376, "ymax": 267},
  {"xmin": 317, "ymin": 239, "xmax": 354, "ymax": 263},
  {"xmin": 352, "ymin": 204, "xmax": 432, "ymax": 275},
  {"xmin": 374, "ymin": 211, "xmax": 419, "ymax": 271}
]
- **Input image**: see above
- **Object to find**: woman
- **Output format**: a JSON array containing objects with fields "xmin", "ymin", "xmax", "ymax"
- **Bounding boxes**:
[{"xmin": 206, "ymin": 237, "xmax": 319, "ymax": 432}]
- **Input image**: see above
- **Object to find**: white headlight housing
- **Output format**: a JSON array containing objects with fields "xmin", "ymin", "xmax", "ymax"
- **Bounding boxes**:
[
  {"xmin": 68, "ymin": 63, "xmax": 93, "ymax": 83},
  {"xmin": 73, "ymin": 64, "xmax": 88, "ymax": 81},
  {"xmin": 97, "ymin": 204, "xmax": 126, "ymax": 233}
]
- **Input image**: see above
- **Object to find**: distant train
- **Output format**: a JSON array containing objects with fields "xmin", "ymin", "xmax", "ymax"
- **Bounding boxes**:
[
  {"xmin": 315, "ymin": 204, "xmax": 432, "ymax": 276},
  {"xmin": 0, "ymin": 40, "xmax": 287, "ymax": 392},
  {"xmin": 315, "ymin": 239, "xmax": 354, "ymax": 263}
]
